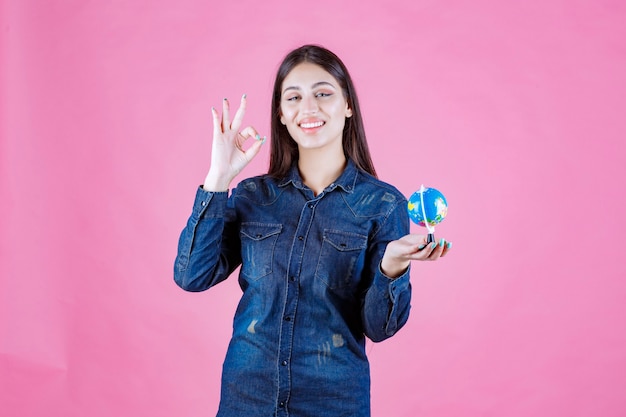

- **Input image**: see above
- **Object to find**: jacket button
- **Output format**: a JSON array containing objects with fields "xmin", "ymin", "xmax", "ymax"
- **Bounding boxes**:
[
  {"xmin": 284, "ymin": 316, "xmax": 291, "ymax": 321},
  {"xmin": 298, "ymin": 236, "xmax": 303, "ymax": 240},
  {"xmin": 282, "ymin": 360, "xmax": 288, "ymax": 366}
]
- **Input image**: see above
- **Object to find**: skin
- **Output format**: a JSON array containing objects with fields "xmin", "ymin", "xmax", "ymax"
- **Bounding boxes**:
[
  {"xmin": 280, "ymin": 63, "xmax": 352, "ymax": 159},
  {"xmin": 279, "ymin": 62, "xmax": 352, "ymax": 196},
  {"xmin": 203, "ymin": 63, "xmax": 450, "ymax": 279}
]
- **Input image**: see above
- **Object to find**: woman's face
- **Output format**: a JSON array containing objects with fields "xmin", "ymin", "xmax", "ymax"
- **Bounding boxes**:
[{"xmin": 280, "ymin": 62, "xmax": 352, "ymax": 154}]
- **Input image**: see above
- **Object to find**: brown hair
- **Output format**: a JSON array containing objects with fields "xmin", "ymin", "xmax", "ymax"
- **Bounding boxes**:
[{"xmin": 268, "ymin": 45, "xmax": 377, "ymax": 179}]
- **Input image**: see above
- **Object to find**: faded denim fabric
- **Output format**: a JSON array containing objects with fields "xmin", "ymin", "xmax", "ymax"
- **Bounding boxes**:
[{"xmin": 174, "ymin": 160, "xmax": 412, "ymax": 417}]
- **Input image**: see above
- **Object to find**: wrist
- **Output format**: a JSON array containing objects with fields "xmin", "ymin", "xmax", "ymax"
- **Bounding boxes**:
[
  {"xmin": 203, "ymin": 171, "xmax": 232, "ymax": 192},
  {"xmin": 380, "ymin": 258, "xmax": 410, "ymax": 279}
]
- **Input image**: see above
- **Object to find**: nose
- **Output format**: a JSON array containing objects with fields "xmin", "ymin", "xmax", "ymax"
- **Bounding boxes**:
[{"xmin": 301, "ymin": 94, "xmax": 318, "ymax": 114}]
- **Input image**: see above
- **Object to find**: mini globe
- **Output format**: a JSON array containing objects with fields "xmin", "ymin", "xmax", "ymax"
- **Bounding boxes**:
[{"xmin": 407, "ymin": 186, "xmax": 448, "ymax": 228}]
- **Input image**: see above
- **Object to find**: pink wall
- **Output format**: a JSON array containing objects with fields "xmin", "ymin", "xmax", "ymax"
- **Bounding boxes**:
[{"xmin": 2, "ymin": 0, "xmax": 625, "ymax": 416}]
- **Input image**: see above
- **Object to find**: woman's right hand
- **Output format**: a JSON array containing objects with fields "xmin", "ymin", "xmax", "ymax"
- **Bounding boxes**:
[{"xmin": 203, "ymin": 95, "xmax": 266, "ymax": 191}]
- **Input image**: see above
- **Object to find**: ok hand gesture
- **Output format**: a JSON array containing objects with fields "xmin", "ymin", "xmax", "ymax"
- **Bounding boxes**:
[{"xmin": 203, "ymin": 95, "xmax": 266, "ymax": 191}]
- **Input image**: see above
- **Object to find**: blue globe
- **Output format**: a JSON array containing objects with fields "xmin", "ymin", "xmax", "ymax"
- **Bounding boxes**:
[{"xmin": 407, "ymin": 187, "xmax": 448, "ymax": 227}]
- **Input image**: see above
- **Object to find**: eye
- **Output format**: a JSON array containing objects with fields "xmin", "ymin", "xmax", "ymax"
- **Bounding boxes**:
[
  {"xmin": 285, "ymin": 95, "xmax": 300, "ymax": 102},
  {"xmin": 316, "ymin": 92, "xmax": 332, "ymax": 98}
]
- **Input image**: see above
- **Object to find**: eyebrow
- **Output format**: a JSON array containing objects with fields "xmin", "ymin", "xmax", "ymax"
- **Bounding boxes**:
[{"xmin": 282, "ymin": 81, "xmax": 336, "ymax": 94}]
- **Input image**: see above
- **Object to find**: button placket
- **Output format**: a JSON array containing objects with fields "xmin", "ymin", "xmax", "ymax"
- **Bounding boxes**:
[{"xmin": 276, "ymin": 199, "xmax": 317, "ymax": 411}]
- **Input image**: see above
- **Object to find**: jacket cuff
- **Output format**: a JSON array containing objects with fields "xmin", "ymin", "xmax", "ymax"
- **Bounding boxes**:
[
  {"xmin": 191, "ymin": 187, "xmax": 229, "ymax": 219},
  {"xmin": 375, "ymin": 264, "xmax": 410, "ymax": 299}
]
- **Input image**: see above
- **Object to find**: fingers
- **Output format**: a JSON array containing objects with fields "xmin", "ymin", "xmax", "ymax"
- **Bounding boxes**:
[
  {"xmin": 244, "ymin": 136, "xmax": 265, "ymax": 161},
  {"xmin": 405, "ymin": 237, "xmax": 452, "ymax": 261},
  {"xmin": 422, "ymin": 239, "xmax": 452, "ymax": 260},
  {"xmin": 426, "ymin": 240, "xmax": 445, "ymax": 260},
  {"xmin": 215, "ymin": 95, "xmax": 247, "ymax": 133},
  {"xmin": 239, "ymin": 126, "xmax": 266, "ymax": 146},
  {"xmin": 238, "ymin": 125, "xmax": 266, "ymax": 158},
  {"xmin": 222, "ymin": 98, "xmax": 231, "ymax": 131},
  {"xmin": 440, "ymin": 239, "xmax": 452, "ymax": 258},
  {"xmin": 210, "ymin": 95, "xmax": 266, "ymax": 163},
  {"xmin": 413, "ymin": 241, "xmax": 439, "ymax": 260},
  {"xmin": 238, "ymin": 125, "xmax": 261, "ymax": 141},
  {"xmin": 211, "ymin": 106, "xmax": 221, "ymax": 137},
  {"xmin": 231, "ymin": 94, "xmax": 247, "ymax": 132}
]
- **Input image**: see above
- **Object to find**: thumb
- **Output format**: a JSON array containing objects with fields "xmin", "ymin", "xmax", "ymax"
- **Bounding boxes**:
[{"xmin": 239, "ymin": 126, "xmax": 266, "ymax": 162}]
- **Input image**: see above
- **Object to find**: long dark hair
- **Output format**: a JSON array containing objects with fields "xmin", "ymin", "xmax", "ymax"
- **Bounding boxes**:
[{"xmin": 268, "ymin": 44, "xmax": 377, "ymax": 179}]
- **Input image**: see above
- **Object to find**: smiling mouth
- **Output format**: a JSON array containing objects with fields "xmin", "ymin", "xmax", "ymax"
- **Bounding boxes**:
[{"xmin": 299, "ymin": 121, "xmax": 325, "ymax": 129}]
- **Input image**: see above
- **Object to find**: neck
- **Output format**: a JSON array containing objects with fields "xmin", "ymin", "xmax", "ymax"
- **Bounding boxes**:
[{"xmin": 298, "ymin": 148, "xmax": 346, "ymax": 196}]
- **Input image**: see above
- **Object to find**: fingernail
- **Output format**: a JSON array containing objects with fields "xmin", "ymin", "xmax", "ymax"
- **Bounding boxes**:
[
  {"xmin": 439, "ymin": 238, "xmax": 445, "ymax": 246},
  {"xmin": 418, "ymin": 244, "xmax": 426, "ymax": 250},
  {"xmin": 242, "ymin": 93, "xmax": 247, "ymax": 99},
  {"xmin": 261, "ymin": 136, "xmax": 267, "ymax": 144},
  {"xmin": 431, "ymin": 242, "xmax": 438, "ymax": 249},
  {"xmin": 447, "ymin": 241, "xmax": 452, "ymax": 249},
  {"xmin": 223, "ymin": 98, "xmax": 228, "ymax": 101},
  {"xmin": 255, "ymin": 134, "xmax": 261, "ymax": 140}
]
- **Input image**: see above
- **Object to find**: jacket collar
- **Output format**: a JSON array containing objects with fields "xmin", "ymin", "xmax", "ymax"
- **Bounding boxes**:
[{"xmin": 278, "ymin": 159, "xmax": 358, "ymax": 194}]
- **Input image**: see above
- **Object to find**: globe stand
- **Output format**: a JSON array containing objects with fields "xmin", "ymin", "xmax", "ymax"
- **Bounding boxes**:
[{"xmin": 420, "ymin": 185, "xmax": 437, "ymax": 245}]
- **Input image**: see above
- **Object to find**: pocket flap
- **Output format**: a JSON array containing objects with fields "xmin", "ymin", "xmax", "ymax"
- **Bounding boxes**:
[
  {"xmin": 323, "ymin": 230, "xmax": 367, "ymax": 251},
  {"xmin": 241, "ymin": 223, "xmax": 282, "ymax": 241}
]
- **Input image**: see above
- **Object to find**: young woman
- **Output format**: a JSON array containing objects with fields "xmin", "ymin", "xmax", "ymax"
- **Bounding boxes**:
[{"xmin": 174, "ymin": 45, "xmax": 451, "ymax": 417}]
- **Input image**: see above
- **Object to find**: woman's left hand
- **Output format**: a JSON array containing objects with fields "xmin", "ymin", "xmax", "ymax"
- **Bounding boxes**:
[{"xmin": 380, "ymin": 234, "xmax": 451, "ymax": 278}]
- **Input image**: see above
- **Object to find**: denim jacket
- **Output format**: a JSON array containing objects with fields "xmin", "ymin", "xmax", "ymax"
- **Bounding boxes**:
[{"xmin": 174, "ymin": 160, "xmax": 412, "ymax": 417}]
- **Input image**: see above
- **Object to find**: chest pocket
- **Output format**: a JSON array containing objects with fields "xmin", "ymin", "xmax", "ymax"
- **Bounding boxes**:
[
  {"xmin": 240, "ymin": 222, "xmax": 282, "ymax": 280},
  {"xmin": 315, "ymin": 229, "xmax": 368, "ymax": 290}
]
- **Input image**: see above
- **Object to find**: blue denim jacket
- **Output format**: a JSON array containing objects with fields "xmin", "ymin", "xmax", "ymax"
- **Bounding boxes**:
[{"xmin": 174, "ymin": 160, "xmax": 412, "ymax": 417}]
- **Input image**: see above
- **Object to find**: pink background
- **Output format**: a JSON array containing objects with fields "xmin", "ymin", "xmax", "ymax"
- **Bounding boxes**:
[{"xmin": 2, "ymin": 0, "xmax": 625, "ymax": 416}]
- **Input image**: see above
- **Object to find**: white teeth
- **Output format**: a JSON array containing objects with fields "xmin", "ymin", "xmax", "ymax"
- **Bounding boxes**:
[{"xmin": 300, "ymin": 121, "xmax": 324, "ymax": 128}]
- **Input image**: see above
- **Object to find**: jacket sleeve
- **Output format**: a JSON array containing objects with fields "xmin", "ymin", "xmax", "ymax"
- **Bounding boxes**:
[
  {"xmin": 361, "ymin": 199, "xmax": 412, "ymax": 342},
  {"xmin": 173, "ymin": 187, "xmax": 241, "ymax": 292}
]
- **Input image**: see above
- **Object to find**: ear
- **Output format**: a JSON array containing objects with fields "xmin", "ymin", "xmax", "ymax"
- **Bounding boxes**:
[
  {"xmin": 345, "ymin": 106, "xmax": 353, "ymax": 118},
  {"xmin": 280, "ymin": 115, "xmax": 286, "ymax": 125}
]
